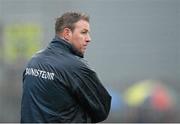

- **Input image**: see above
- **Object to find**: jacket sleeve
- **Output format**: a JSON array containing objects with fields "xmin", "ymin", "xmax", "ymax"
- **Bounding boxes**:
[{"xmin": 69, "ymin": 65, "xmax": 112, "ymax": 123}]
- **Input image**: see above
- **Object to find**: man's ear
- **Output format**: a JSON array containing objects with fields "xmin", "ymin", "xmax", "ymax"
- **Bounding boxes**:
[{"xmin": 63, "ymin": 28, "xmax": 72, "ymax": 41}]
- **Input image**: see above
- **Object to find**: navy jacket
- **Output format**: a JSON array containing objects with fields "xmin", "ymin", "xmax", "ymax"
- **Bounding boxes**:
[{"xmin": 21, "ymin": 36, "xmax": 111, "ymax": 123}]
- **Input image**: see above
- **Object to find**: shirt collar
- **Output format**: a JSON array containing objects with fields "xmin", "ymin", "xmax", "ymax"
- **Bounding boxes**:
[{"xmin": 50, "ymin": 35, "xmax": 84, "ymax": 58}]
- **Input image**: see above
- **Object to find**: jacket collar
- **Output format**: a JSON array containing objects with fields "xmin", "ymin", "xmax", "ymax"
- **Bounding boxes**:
[{"xmin": 49, "ymin": 35, "xmax": 84, "ymax": 58}]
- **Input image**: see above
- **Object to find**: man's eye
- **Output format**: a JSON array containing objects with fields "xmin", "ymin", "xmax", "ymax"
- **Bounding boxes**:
[{"xmin": 81, "ymin": 32, "xmax": 87, "ymax": 34}]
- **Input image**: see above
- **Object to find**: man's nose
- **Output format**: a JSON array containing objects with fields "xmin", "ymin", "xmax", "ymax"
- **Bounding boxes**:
[{"xmin": 86, "ymin": 34, "xmax": 91, "ymax": 42}]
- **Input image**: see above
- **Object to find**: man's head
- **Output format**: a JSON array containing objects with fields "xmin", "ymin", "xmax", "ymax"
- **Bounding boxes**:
[{"xmin": 55, "ymin": 12, "xmax": 91, "ymax": 55}]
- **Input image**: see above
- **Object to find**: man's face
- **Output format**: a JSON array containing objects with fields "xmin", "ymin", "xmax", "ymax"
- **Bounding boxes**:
[{"xmin": 69, "ymin": 20, "xmax": 91, "ymax": 55}]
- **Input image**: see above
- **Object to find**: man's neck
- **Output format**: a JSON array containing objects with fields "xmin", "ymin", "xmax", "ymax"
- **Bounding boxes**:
[{"xmin": 57, "ymin": 34, "xmax": 72, "ymax": 45}]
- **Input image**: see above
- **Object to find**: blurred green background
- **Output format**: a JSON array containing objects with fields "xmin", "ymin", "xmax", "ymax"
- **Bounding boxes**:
[{"xmin": 0, "ymin": 0, "xmax": 179, "ymax": 122}]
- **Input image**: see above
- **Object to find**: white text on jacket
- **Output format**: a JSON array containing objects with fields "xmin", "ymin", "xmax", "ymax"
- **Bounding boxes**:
[{"xmin": 25, "ymin": 68, "xmax": 55, "ymax": 80}]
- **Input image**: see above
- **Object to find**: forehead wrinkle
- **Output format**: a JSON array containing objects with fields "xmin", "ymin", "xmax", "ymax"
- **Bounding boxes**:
[{"xmin": 75, "ymin": 20, "xmax": 89, "ymax": 28}]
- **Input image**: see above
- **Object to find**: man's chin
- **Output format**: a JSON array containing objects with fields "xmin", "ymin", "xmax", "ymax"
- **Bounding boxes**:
[
  {"xmin": 76, "ymin": 50, "xmax": 84, "ymax": 58},
  {"xmin": 80, "ymin": 51, "xmax": 85, "ymax": 56},
  {"xmin": 81, "ymin": 51, "xmax": 86, "ymax": 55}
]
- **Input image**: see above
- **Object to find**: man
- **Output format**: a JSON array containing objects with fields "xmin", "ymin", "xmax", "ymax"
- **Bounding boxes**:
[{"xmin": 21, "ymin": 11, "xmax": 111, "ymax": 123}]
